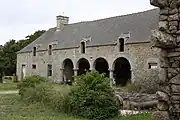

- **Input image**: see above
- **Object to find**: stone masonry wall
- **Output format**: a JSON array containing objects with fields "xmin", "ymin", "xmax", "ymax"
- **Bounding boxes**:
[
  {"xmin": 17, "ymin": 42, "xmax": 161, "ymax": 83},
  {"xmin": 150, "ymin": 0, "xmax": 180, "ymax": 119}
]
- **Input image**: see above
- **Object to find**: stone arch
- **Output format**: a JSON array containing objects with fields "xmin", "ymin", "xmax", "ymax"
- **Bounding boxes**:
[
  {"xmin": 93, "ymin": 57, "xmax": 109, "ymax": 77},
  {"xmin": 77, "ymin": 58, "xmax": 90, "ymax": 75},
  {"xmin": 62, "ymin": 58, "xmax": 74, "ymax": 82},
  {"xmin": 113, "ymin": 57, "xmax": 131, "ymax": 86}
]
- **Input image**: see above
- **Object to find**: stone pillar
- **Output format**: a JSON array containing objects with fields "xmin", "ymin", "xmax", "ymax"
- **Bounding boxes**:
[
  {"xmin": 109, "ymin": 68, "xmax": 114, "ymax": 87},
  {"xmin": 73, "ymin": 68, "xmax": 78, "ymax": 76},
  {"xmin": 150, "ymin": 0, "xmax": 180, "ymax": 119},
  {"xmin": 60, "ymin": 68, "xmax": 64, "ymax": 83}
]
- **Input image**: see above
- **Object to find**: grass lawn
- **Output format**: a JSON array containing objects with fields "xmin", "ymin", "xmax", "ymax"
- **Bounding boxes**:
[
  {"xmin": 0, "ymin": 93, "xmax": 151, "ymax": 120},
  {"xmin": 0, "ymin": 81, "xmax": 18, "ymax": 91}
]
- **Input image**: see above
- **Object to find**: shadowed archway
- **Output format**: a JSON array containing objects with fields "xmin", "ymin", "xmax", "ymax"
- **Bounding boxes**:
[
  {"xmin": 62, "ymin": 59, "xmax": 74, "ymax": 82},
  {"xmin": 94, "ymin": 57, "xmax": 109, "ymax": 77},
  {"xmin": 113, "ymin": 57, "xmax": 131, "ymax": 86},
  {"xmin": 77, "ymin": 58, "xmax": 90, "ymax": 75}
]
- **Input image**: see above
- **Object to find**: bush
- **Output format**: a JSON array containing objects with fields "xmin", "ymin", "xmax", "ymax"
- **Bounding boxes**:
[
  {"xmin": 17, "ymin": 75, "xmax": 47, "ymax": 96},
  {"xmin": 128, "ymin": 70, "xmax": 159, "ymax": 94},
  {"xmin": 22, "ymin": 82, "xmax": 53, "ymax": 104},
  {"xmin": 65, "ymin": 71, "xmax": 119, "ymax": 120},
  {"xmin": 48, "ymin": 85, "xmax": 72, "ymax": 112}
]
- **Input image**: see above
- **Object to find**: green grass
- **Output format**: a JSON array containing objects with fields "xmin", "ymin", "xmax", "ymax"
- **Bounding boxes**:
[
  {"xmin": 0, "ymin": 81, "xmax": 18, "ymax": 91},
  {"xmin": 0, "ymin": 91, "xmax": 151, "ymax": 120},
  {"xmin": 0, "ymin": 94, "xmax": 85, "ymax": 120}
]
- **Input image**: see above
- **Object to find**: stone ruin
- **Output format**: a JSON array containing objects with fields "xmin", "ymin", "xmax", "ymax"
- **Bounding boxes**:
[{"xmin": 150, "ymin": 0, "xmax": 180, "ymax": 119}]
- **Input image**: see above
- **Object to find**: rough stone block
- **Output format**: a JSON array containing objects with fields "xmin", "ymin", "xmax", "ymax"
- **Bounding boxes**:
[
  {"xmin": 150, "ymin": 0, "xmax": 168, "ymax": 8},
  {"xmin": 173, "ymin": 56, "xmax": 180, "ymax": 60},
  {"xmin": 159, "ymin": 85, "xmax": 170, "ymax": 95},
  {"xmin": 170, "ymin": 0, "xmax": 178, "ymax": 8},
  {"xmin": 168, "ymin": 68, "xmax": 178, "ymax": 75},
  {"xmin": 157, "ymin": 101, "xmax": 169, "ymax": 111},
  {"xmin": 156, "ymin": 91, "xmax": 170, "ymax": 102},
  {"xmin": 176, "ymin": 30, "xmax": 180, "ymax": 35},
  {"xmin": 172, "ymin": 104, "xmax": 180, "ymax": 112},
  {"xmin": 168, "ymin": 52, "xmax": 180, "ymax": 57},
  {"xmin": 168, "ymin": 73, "xmax": 173, "ymax": 79},
  {"xmin": 169, "ymin": 21, "xmax": 178, "ymax": 26},
  {"xmin": 169, "ymin": 26, "xmax": 177, "ymax": 31},
  {"xmin": 170, "ymin": 74, "xmax": 180, "ymax": 84},
  {"xmin": 172, "ymin": 61, "xmax": 180, "ymax": 68},
  {"xmin": 171, "ymin": 84, "xmax": 180, "ymax": 93},
  {"xmin": 178, "ymin": 0, "xmax": 180, "ymax": 6},
  {"xmin": 159, "ymin": 21, "xmax": 169, "ymax": 31},
  {"xmin": 151, "ymin": 30, "xmax": 177, "ymax": 49},
  {"xmin": 160, "ymin": 8, "xmax": 169, "ymax": 15},
  {"xmin": 171, "ymin": 95, "xmax": 180, "ymax": 103},
  {"xmin": 169, "ymin": 8, "xmax": 178, "ymax": 15},
  {"xmin": 152, "ymin": 111, "xmax": 170, "ymax": 120},
  {"xmin": 168, "ymin": 14, "xmax": 179, "ymax": 21},
  {"xmin": 160, "ymin": 15, "xmax": 168, "ymax": 21}
]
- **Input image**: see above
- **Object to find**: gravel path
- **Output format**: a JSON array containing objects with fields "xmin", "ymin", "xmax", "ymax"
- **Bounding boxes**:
[{"xmin": 0, "ymin": 90, "xmax": 18, "ymax": 94}]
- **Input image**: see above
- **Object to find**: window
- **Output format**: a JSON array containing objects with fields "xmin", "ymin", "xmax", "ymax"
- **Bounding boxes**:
[
  {"xmin": 119, "ymin": 38, "xmax": 124, "ymax": 52},
  {"xmin": 32, "ymin": 64, "xmax": 36, "ymax": 69},
  {"xmin": 48, "ymin": 64, "xmax": 52, "ymax": 76},
  {"xmin": 33, "ymin": 47, "xmax": 36, "ymax": 56},
  {"xmin": 48, "ymin": 45, "xmax": 52, "ymax": 55},
  {"xmin": 149, "ymin": 63, "xmax": 158, "ymax": 69},
  {"xmin": 81, "ymin": 41, "xmax": 85, "ymax": 54}
]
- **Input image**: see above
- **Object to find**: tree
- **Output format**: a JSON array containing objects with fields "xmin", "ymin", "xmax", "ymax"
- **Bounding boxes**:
[{"xmin": 1, "ymin": 30, "xmax": 46, "ymax": 76}]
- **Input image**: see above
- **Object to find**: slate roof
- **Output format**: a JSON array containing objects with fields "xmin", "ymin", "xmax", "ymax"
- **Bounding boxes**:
[{"xmin": 17, "ymin": 8, "xmax": 159, "ymax": 53}]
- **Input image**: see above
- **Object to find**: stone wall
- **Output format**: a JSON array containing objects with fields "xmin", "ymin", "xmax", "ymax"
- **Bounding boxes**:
[
  {"xmin": 150, "ymin": 0, "xmax": 180, "ymax": 119},
  {"xmin": 17, "ymin": 42, "xmax": 161, "ymax": 83}
]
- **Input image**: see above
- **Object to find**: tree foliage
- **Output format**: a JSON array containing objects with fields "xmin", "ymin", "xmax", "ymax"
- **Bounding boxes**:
[{"xmin": 0, "ymin": 30, "xmax": 46, "ymax": 76}]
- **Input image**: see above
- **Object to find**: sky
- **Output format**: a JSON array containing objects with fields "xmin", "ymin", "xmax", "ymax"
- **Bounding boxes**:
[{"xmin": 0, "ymin": 0, "xmax": 155, "ymax": 45}]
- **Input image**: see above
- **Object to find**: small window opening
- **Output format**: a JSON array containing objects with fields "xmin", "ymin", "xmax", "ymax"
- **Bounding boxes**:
[
  {"xmin": 32, "ymin": 64, "xmax": 36, "ymax": 69},
  {"xmin": 119, "ymin": 38, "xmax": 124, "ymax": 52},
  {"xmin": 81, "ymin": 42, "xmax": 85, "ymax": 54},
  {"xmin": 48, "ymin": 64, "xmax": 52, "ymax": 76},
  {"xmin": 149, "ymin": 63, "xmax": 158, "ymax": 69},
  {"xmin": 48, "ymin": 45, "xmax": 52, "ymax": 55},
  {"xmin": 33, "ymin": 47, "xmax": 36, "ymax": 56}
]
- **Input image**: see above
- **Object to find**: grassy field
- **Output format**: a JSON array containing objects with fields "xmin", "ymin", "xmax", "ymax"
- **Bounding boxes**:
[
  {"xmin": 0, "ymin": 81, "xmax": 151, "ymax": 120},
  {"xmin": 0, "ymin": 94, "xmax": 151, "ymax": 120},
  {"xmin": 0, "ymin": 81, "xmax": 18, "ymax": 91}
]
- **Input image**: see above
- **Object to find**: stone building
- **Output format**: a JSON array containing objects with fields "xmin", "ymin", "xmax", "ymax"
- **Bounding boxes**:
[{"xmin": 16, "ymin": 8, "xmax": 161, "ymax": 86}]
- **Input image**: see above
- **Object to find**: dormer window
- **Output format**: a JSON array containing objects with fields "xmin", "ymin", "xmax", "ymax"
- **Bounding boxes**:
[
  {"xmin": 81, "ymin": 41, "xmax": 86, "ymax": 54},
  {"xmin": 33, "ymin": 47, "xmax": 36, "ymax": 56},
  {"xmin": 48, "ymin": 45, "xmax": 52, "ymax": 55},
  {"xmin": 119, "ymin": 38, "xmax": 124, "ymax": 52}
]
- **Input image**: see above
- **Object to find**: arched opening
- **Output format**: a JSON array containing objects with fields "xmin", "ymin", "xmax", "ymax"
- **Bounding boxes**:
[
  {"xmin": 77, "ymin": 58, "xmax": 90, "ymax": 75},
  {"xmin": 94, "ymin": 58, "xmax": 109, "ymax": 77},
  {"xmin": 63, "ymin": 59, "xmax": 74, "ymax": 82},
  {"xmin": 113, "ymin": 57, "xmax": 131, "ymax": 86}
]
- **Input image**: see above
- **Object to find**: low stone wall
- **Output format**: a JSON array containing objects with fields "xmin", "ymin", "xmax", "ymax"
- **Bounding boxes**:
[{"xmin": 115, "ymin": 92, "xmax": 157, "ymax": 110}]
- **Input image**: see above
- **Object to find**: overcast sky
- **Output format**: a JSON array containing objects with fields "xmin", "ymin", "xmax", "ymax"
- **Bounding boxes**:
[{"xmin": 0, "ymin": 0, "xmax": 155, "ymax": 45}]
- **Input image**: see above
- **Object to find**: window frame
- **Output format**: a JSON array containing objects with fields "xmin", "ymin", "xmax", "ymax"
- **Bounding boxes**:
[
  {"xmin": 47, "ymin": 64, "xmax": 52, "ymax": 77},
  {"xmin": 33, "ymin": 47, "xmax": 36, "ymax": 56},
  {"xmin": 80, "ymin": 41, "xmax": 86, "ymax": 54},
  {"xmin": 32, "ymin": 64, "xmax": 36, "ymax": 69},
  {"xmin": 148, "ymin": 63, "xmax": 158, "ymax": 69},
  {"xmin": 48, "ymin": 44, "xmax": 52, "ymax": 55},
  {"xmin": 119, "ymin": 38, "xmax": 124, "ymax": 52}
]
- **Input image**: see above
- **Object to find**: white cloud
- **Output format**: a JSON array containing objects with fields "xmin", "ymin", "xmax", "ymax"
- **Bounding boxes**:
[{"xmin": 0, "ymin": 0, "xmax": 155, "ymax": 45}]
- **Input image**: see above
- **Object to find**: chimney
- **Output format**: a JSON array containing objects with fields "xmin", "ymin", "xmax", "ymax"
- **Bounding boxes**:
[{"xmin": 56, "ymin": 15, "xmax": 69, "ymax": 30}]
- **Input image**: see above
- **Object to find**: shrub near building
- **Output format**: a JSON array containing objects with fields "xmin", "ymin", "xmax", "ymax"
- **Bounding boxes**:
[{"xmin": 66, "ymin": 71, "xmax": 119, "ymax": 120}]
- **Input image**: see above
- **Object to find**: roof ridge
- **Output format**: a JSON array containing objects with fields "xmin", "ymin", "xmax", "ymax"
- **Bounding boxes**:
[{"xmin": 67, "ymin": 8, "xmax": 159, "ymax": 25}]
